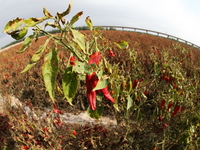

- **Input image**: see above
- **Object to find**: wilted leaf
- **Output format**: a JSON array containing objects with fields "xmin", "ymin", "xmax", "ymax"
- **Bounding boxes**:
[
  {"xmin": 93, "ymin": 26, "xmax": 101, "ymax": 35},
  {"xmin": 69, "ymin": 11, "xmax": 83, "ymax": 26},
  {"xmin": 42, "ymin": 49, "xmax": 59, "ymax": 101},
  {"xmin": 114, "ymin": 41, "xmax": 129, "ymax": 49},
  {"xmin": 24, "ymin": 17, "xmax": 49, "ymax": 27},
  {"xmin": 57, "ymin": 2, "xmax": 72, "ymax": 18},
  {"xmin": 62, "ymin": 66, "xmax": 78, "ymax": 105},
  {"xmin": 85, "ymin": 16, "xmax": 93, "ymax": 30},
  {"xmin": 44, "ymin": 22, "xmax": 56, "ymax": 28},
  {"xmin": 43, "ymin": 7, "xmax": 53, "ymax": 18},
  {"xmin": 87, "ymin": 105, "xmax": 104, "ymax": 119},
  {"xmin": 9, "ymin": 26, "xmax": 28, "ymax": 40},
  {"xmin": 70, "ymin": 29, "xmax": 85, "ymax": 51},
  {"xmin": 3, "ymin": 18, "xmax": 23, "ymax": 33}
]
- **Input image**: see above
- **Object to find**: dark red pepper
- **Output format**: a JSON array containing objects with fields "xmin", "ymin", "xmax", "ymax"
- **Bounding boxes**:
[
  {"xmin": 171, "ymin": 105, "xmax": 180, "ymax": 117},
  {"xmin": 159, "ymin": 99, "xmax": 165, "ymax": 109}
]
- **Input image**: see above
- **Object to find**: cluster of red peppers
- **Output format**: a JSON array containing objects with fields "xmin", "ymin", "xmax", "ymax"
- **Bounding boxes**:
[{"xmin": 70, "ymin": 51, "xmax": 115, "ymax": 110}]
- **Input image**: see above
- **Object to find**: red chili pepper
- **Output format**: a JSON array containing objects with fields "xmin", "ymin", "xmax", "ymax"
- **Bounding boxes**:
[
  {"xmin": 109, "ymin": 50, "xmax": 115, "ymax": 57},
  {"xmin": 158, "ymin": 115, "xmax": 164, "ymax": 122},
  {"xmin": 133, "ymin": 80, "xmax": 139, "ymax": 88},
  {"xmin": 101, "ymin": 86, "xmax": 115, "ymax": 103},
  {"xmin": 171, "ymin": 105, "xmax": 180, "ymax": 117},
  {"xmin": 159, "ymin": 99, "xmax": 165, "ymax": 109},
  {"xmin": 22, "ymin": 146, "xmax": 29, "ymax": 149},
  {"xmin": 86, "ymin": 72, "xmax": 115, "ymax": 110},
  {"xmin": 53, "ymin": 103, "xmax": 62, "ymax": 114},
  {"xmin": 86, "ymin": 72, "xmax": 99, "ymax": 110},
  {"xmin": 166, "ymin": 102, "xmax": 173, "ymax": 111},
  {"xmin": 73, "ymin": 130, "xmax": 77, "ymax": 136},
  {"xmin": 144, "ymin": 90, "xmax": 149, "ymax": 96},
  {"xmin": 86, "ymin": 51, "xmax": 114, "ymax": 110},
  {"xmin": 88, "ymin": 51, "xmax": 101, "ymax": 65},
  {"xmin": 69, "ymin": 56, "xmax": 75, "ymax": 65}
]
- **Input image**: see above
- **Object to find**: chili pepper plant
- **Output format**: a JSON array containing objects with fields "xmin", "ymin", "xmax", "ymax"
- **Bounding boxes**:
[{"xmin": 1, "ymin": 2, "xmax": 200, "ymax": 150}]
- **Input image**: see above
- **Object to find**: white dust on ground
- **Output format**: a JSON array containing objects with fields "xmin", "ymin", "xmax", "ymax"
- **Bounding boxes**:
[{"xmin": 0, "ymin": 95, "xmax": 117, "ymax": 127}]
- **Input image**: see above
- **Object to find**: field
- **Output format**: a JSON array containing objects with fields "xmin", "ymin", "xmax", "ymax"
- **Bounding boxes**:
[{"xmin": 0, "ymin": 30, "xmax": 199, "ymax": 149}]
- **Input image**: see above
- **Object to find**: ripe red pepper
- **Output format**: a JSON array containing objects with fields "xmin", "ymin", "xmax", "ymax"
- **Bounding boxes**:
[
  {"xmin": 159, "ymin": 99, "xmax": 165, "ymax": 109},
  {"xmin": 100, "ymin": 86, "xmax": 115, "ymax": 103},
  {"xmin": 86, "ymin": 72, "xmax": 115, "ymax": 110},
  {"xmin": 86, "ymin": 51, "xmax": 114, "ymax": 110},
  {"xmin": 69, "ymin": 56, "xmax": 75, "ymax": 65},
  {"xmin": 171, "ymin": 105, "xmax": 180, "ymax": 117},
  {"xmin": 133, "ymin": 80, "xmax": 139, "ymax": 88},
  {"xmin": 109, "ymin": 50, "xmax": 115, "ymax": 57},
  {"xmin": 88, "ymin": 51, "xmax": 101, "ymax": 65},
  {"xmin": 166, "ymin": 102, "xmax": 173, "ymax": 111},
  {"xmin": 86, "ymin": 72, "xmax": 99, "ymax": 110}
]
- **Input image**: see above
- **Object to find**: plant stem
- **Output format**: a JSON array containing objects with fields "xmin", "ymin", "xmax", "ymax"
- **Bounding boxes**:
[{"xmin": 35, "ymin": 25, "xmax": 85, "ymax": 62}]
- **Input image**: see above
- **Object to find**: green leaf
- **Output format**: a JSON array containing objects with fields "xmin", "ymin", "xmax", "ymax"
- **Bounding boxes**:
[
  {"xmin": 114, "ymin": 41, "xmax": 129, "ymax": 49},
  {"xmin": 21, "ymin": 38, "xmax": 51, "ymax": 73},
  {"xmin": 3, "ymin": 18, "xmax": 23, "ymax": 33},
  {"xmin": 137, "ymin": 109, "xmax": 142, "ymax": 122},
  {"xmin": 126, "ymin": 77, "xmax": 132, "ymax": 93},
  {"xmin": 42, "ymin": 49, "xmax": 59, "ymax": 101},
  {"xmin": 87, "ymin": 105, "xmax": 104, "ymax": 119},
  {"xmin": 127, "ymin": 95, "xmax": 133, "ymax": 110},
  {"xmin": 70, "ymin": 29, "xmax": 85, "ymax": 51},
  {"xmin": 9, "ymin": 26, "xmax": 28, "ymax": 40},
  {"xmin": 93, "ymin": 78, "xmax": 108, "ymax": 91},
  {"xmin": 72, "ymin": 61, "xmax": 86, "ymax": 74},
  {"xmin": 112, "ymin": 82, "xmax": 120, "ymax": 111},
  {"xmin": 62, "ymin": 66, "xmax": 78, "ymax": 105},
  {"xmin": 85, "ymin": 16, "xmax": 93, "ymax": 30},
  {"xmin": 31, "ymin": 45, "xmax": 47, "ymax": 63},
  {"xmin": 69, "ymin": 11, "xmax": 83, "ymax": 26},
  {"xmin": 19, "ymin": 35, "xmax": 35, "ymax": 52},
  {"xmin": 21, "ymin": 63, "xmax": 36, "ymax": 74}
]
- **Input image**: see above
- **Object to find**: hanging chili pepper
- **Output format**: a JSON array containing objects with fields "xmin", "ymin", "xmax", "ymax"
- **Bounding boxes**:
[
  {"xmin": 86, "ymin": 51, "xmax": 114, "ymax": 110},
  {"xmin": 69, "ymin": 56, "xmax": 75, "ymax": 65},
  {"xmin": 88, "ymin": 51, "xmax": 101, "ymax": 65}
]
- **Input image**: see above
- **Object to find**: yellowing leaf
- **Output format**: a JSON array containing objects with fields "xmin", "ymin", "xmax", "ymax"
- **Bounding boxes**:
[
  {"xmin": 85, "ymin": 16, "xmax": 93, "ymax": 30},
  {"xmin": 3, "ymin": 18, "xmax": 23, "ymax": 33},
  {"xmin": 69, "ymin": 11, "xmax": 83, "ymax": 26},
  {"xmin": 70, "ymin": 29, "xmax": 85, "ymax": 51},
  {"xmin": 43, "ymin": 7, "xmax": 53, "ymax": 18},
  {"xmin": 114, "ymin": 41, "xmax": 129, "ymax": 49}
]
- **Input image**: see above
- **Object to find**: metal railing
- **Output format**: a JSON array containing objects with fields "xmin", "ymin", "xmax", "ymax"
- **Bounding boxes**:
[{"xmin": 94, "ymin": 26, "xmax": 200, "ymax": 50}]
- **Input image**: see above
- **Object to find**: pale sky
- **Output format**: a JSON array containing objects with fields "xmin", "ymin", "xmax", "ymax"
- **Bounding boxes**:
[{"xmin": 1, "ymin": 0, "xmax": 200, "ymax": 49}]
